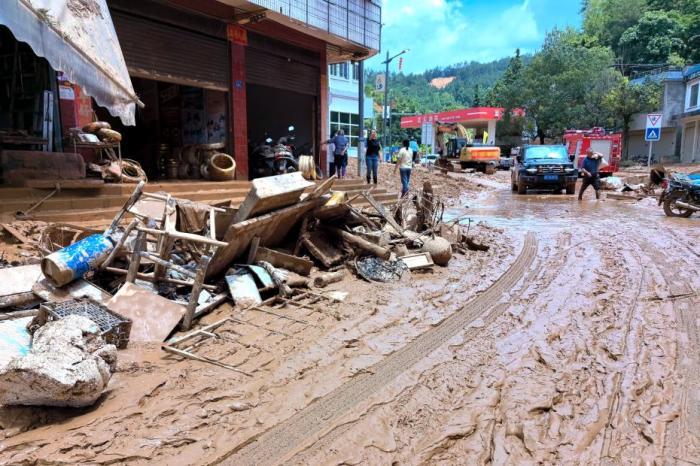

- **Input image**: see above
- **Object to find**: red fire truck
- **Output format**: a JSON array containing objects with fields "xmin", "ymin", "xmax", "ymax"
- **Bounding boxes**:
[{"xmin": 563, "ymin": 128, "xmax": 622, "ymax": 177}]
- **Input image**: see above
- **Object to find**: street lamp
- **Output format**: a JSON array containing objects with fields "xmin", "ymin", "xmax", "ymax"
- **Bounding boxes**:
[{"xmin": 381, "ymin": 49, "xmax": 409, "ymax": 149}]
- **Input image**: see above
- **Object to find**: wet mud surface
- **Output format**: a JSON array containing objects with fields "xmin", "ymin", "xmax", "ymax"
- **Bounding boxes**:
[{"xmin": 1, "ymin": 170, "xmax": 699, "ymax": 465}]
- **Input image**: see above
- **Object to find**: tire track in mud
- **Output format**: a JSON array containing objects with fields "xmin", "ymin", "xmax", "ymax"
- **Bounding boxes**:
[{"xmin": 215, "ymin": 234, "xmax": 537, "ymax": 466}]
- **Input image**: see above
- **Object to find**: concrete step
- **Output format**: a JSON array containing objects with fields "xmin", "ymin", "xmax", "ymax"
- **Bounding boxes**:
[
  {"xmin": 0, "ymin": 180, "xmax": 249, "ymax": 199},
  {"xmin": 30, "ymin": 191, "xmax": 399, "ymax": 226},
  {"xmin": 2, "ymin": 187, "xmax": 251, "ymax": 214}
]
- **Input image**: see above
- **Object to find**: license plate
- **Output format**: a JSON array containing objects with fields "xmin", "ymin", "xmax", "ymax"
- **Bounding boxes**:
[{"xmin": 544, "ymin": 174, "xmax": 559, "ymax": 181}]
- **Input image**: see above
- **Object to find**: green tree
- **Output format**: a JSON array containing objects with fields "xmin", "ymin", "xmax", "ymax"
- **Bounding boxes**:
[
  {"xmin": 472, "ymin": 84, "xmax": 482, "ymax": 107},
  {"xmin": 602, "ymin": 78, "xmax": 661, "ymax": 158},
  {"xmin": 618, "ymin": 10, "xmax": 687, "ymax": 64},
  {"xmin": 520, "ymin": 29, "xmax": 616, "ymax": 143},
  {"xmin": 488, "ymin": 49, "xmax": 526, "ymax": 145},
  {"xmin": 582, "ymin": 0, "xmax": 648, "ymax": 51}
]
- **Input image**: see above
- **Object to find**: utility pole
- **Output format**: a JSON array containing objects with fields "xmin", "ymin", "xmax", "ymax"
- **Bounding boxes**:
[
  {"xmin": 381, "ymin": 49, "xmax": 409, "ymax": 150},
  {"xmin": 358, "ymin": 60, "xmax": 365, "ymax": 178},
  {"xmin": 383, "ymin": 51, "xmax": 389, "ymax": 148}
]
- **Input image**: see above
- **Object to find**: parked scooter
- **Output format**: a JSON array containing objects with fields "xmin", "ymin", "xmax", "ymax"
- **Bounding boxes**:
[
  {"xmin": 271, "ymin": 126, "xmax": 299, "ymax": 175},
  {"xmin": 658, "ymin": 172, "xmax": 700, "ymax": 217},
  {"xmin": 249, "ymin": 126, "xmax": 299, "ymax": 178}
]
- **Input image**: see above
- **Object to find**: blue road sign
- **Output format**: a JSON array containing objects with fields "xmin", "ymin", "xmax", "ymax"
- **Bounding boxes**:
[{"xmin": 645, "ymin": 127, "xmax": 660, "ymax": 141}]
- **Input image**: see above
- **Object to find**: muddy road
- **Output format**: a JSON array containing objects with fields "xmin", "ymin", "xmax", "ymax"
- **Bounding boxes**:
[{"xmin": 1, "ymin": 170, "xmax": 698, "ymax": 465}]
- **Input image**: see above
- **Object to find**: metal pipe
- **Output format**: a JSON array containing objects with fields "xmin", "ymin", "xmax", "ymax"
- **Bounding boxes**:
[
  {"xmin": 675, "ymin": 201, "xmax": 700, "ymax": 212},
  {"xmin": 358, "ymin": 59, "xmax": 365, "ymax": 178}
]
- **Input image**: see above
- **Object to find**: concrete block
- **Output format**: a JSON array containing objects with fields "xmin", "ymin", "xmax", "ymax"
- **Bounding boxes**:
[
  {"xmin": 0, "ymin": 315, "xmax": 117, "ymax": 407},
  {"xmin": 1, "ymin": 151, "xmax": 86, "ymax": 186}
]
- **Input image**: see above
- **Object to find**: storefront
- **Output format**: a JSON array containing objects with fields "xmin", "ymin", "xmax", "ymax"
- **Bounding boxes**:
[
  {"xmin": 97, "ymin": 2, "xmax": 231, "ymax": 179},
  {"xmin": 1, "ymin": 0, "xmax": 380, "ymax": 183}
]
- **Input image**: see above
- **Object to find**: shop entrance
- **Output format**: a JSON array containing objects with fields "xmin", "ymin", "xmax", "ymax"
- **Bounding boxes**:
[
  {"xmin": 95, "ymin": 78, "xmax": 228, "ymax": 181},
  {"xmin": 246, "ymin": 84, "xmax": 316, "ymax": 178}
]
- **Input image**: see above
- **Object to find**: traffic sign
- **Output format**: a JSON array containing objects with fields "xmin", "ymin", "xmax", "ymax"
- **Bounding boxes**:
[
  {"xmin": 645, "ymin": 113, "xmax": 662, "ymax": 141},
  {"xmin": 645, "ymin": 128, "xmax": 660, "ymax": 141},
  {"xmin": 375, "ymin": 73, "xmax": 385, "ymax": 91}
]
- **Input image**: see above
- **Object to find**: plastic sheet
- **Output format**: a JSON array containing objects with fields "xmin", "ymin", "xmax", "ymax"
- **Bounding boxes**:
[{"xmin": 0, "ymin": 0, "xmax": 137, "ymax": 125}]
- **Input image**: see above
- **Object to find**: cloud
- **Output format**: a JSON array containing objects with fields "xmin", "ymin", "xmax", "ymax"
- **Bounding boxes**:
[{"xmin": 366, "ymin": 0, "xmax": 579, "ymax": 73}]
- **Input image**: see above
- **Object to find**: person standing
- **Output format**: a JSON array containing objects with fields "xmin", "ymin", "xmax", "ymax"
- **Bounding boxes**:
[
  {"xmin": 393, "ymin": 139, "xmax": 413, "ymax": 197},
  {"xmin": 329, "ymin": 129, "xmax": 349, "ymax": 178},
  {"xmin": 579, "ymin": 148, "xmax": 602, "ymax": 200},
  {"xmin": 365, "ymin": 130, "xmax": 382, "ymax": 185}
]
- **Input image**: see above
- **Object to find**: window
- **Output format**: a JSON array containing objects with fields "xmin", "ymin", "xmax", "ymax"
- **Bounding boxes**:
[
  {"xmin": 351, "ymin": 62, "xmax": 359, "ymax": 81},
  {"xmin": 690, "ymin": 83, "xmax": 699, "ymax": 109},
  {"xmin": 329, "ymin": 62, "xmax": 350, "ymax": 79},
  {"xmin": 330, "ymin": 112, "xmax": 360, "ymax": 148}
]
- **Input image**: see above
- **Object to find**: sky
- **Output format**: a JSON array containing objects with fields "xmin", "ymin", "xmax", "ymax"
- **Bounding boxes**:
[{"xmin": 365, "ymin": 0, "xmax": 583, "ymax": 74}]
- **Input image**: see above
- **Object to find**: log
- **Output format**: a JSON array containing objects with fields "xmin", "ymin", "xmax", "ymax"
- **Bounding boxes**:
[
  {"xmin": 326, "ymin": 227, "xmax": 391, "ymax": 260},
  {"xmin": 255, "ymin": 247, "xmax": 313, "ymax": 276},
  {"xmin": 313, "ymin": 270, "xmax": 345, "ymax": 288}
]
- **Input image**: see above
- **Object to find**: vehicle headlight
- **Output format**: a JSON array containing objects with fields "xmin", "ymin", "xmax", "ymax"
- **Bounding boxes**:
[
  {"xmin": 565, "ymin": 168, "xmax": 575, "ymax": 173},
  {"xmin": 526, "ymin": 168, "xmax": 537, "ymax": 174}
]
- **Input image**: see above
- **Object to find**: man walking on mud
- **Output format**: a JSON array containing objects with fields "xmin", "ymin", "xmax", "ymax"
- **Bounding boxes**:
[{"xmin": 579, "ymin": 148, "xmax": 602, "ymax": 200}]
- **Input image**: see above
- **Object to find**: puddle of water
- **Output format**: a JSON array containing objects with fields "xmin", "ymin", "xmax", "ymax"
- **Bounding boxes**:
[{"xmin": 447, "ymin": 187, "xmax": 697, "ymax": 232}]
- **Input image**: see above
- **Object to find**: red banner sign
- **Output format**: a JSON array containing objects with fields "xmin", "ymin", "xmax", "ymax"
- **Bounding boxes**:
[{"xmin": 400, "ymin": 107, "xmax": 524, "ymax": 128}]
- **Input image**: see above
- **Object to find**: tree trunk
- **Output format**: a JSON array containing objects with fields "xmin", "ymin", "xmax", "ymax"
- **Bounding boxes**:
[
  {"xmin": 538, "ymin": 127, "xmax": 545, "ymax": 145},
  {"xmin": 622, "ymin": 117, "xmax": 631, "ymax": 160}
]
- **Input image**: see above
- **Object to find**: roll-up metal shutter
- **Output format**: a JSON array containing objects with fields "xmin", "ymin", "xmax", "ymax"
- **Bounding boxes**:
[
  {"xmin": 246, "ymin": 34, "xmax": 320, "ymax": 96},
  {"xmin": 112, "ymin": 11, "xmax": 229, "ymax": 91}
]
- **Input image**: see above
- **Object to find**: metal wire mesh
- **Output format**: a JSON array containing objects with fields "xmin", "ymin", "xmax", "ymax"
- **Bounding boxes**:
[
  {"xmin": 247, "ymin": 0, "xmax": 381, "ymax": 50},
  {"xmin": 45, "ymin": 299, "xmax": 132, "ymax": 348}
]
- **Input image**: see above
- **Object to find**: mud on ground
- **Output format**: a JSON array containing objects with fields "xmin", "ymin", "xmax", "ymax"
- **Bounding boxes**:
[{"xmin": 1, "ymin": 167, "xmax": 699, "ymax": 465}]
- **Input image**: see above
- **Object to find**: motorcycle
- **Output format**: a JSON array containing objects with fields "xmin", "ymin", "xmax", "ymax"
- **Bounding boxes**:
[
  {"xmin": 249, "ymin": 126, "xmax": 299, "ymax": 178},
  {"xmin": 658, "ymin": 172, "xmax": 700, "ymax": 218}
]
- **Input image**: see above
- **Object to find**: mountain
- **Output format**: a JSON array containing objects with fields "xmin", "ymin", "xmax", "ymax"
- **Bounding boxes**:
[{"xmin": 365, "ymin": 55, "xmax": 531, "ymax": 115}]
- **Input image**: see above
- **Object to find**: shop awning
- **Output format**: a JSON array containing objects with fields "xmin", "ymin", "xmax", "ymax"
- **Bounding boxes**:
[{"xmin": 0, "ymin": 0, "xmax": 140, "ymax": 126}]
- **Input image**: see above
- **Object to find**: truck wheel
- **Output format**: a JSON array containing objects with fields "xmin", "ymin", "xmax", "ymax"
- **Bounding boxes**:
[
  {"xmin": 565, "ymin": 183, "xmax": 576, "ymax": 195},
  {"xmin": 517, "ymin": 181, "xmax": 527, "ymax": 195},
  {"xmin": 485, "ymin": 165, "xmax": 496, "ymax": 175},
  {"xmin": 460, "ymin": 162, "xmax": 468, "ymax": 170}
]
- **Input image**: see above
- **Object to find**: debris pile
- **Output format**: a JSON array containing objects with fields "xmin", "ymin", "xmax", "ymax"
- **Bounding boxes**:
[{"xmin": 0, "ymin": 171, "xmax": 489, "ymax": 407}]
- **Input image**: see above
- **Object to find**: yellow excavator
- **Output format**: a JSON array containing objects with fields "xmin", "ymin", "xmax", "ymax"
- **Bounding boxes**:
[{"xmin": 435, "ymin": 123, "xmax": 499, "ymax": 174}]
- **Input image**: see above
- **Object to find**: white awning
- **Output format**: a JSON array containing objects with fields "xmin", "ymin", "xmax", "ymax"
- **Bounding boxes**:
[{"xmin": 0, "ymin": 0, "xmax": 140, "ymax": 126}]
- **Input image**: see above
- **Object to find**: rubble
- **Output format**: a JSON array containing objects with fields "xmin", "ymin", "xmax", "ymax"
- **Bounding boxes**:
[
  {"xmin": 0, "ymin": 169, "xmax": 491, "ymax": 410},
  {"xmin": 0, "ymin": 315, "xmax": 117, "ymax": 407}
]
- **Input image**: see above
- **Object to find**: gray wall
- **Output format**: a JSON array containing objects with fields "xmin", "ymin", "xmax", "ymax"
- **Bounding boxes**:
[{"xmin": 627, "ymin": 127, "xmax": 678, "ymax": 162}]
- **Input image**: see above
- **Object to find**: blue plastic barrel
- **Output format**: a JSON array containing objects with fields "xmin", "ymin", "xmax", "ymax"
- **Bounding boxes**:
[{"xmin": 41, "ymin": 234, "xmax": 115, "ymax": 287}]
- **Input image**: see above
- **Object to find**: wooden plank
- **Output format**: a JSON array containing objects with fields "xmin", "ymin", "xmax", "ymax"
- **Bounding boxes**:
[
  {"xmin": 0, "ymin": 223, "xmax": 33, "ymax": 245},
  {"xmin": 106, "ymin": 282, "xmax": 185, "ymax": 343},
  {"xmin": 306, "ymin": 175, "xmax": 336, "ymax": 200},
  {"xmin": 362, "ymin": 191, "xmax": 403, "ymax": 234},
  {"xmin": 207, "ymin": 197, "xmax": 323, "ymax": 278},
  {"xmin": 232, "ymin": 172, "xmax": 314, "ymax": 223},
  {"xmin": 25, "ymin": 179, "xmax": 105, "ymax": 190},
  {"xmin": 255, "ymin": 247, "xmax": 314, "ymax": 276},
  {"xmin": 0, "ymin": 265, "xmax": 43, "ymax": 309}
]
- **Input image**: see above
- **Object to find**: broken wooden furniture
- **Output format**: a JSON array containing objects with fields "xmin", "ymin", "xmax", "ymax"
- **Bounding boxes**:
[{"xmin": 99, "ymin": 181, "xmax": 228, "ymax": 330}]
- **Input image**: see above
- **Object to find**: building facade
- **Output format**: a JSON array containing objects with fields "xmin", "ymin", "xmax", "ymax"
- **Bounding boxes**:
[
  {"xmin": 629, "ymin": 65, "xmax": 700, "ymax": 163},
  {"xmin": 328, "ymin": 61, "xmax": 373, "ymax": 157},
  {"xmin": 0, "ymin": 0, "xmax": 381, "ymax": 181},
  {"xmin": 679, "ymin": 65, "xmax": 700, "ymax": 162}
]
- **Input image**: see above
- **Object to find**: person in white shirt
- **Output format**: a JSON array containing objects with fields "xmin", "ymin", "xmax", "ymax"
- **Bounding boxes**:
[{"xmin": 393, "ymin": 139, "xmax": 413, "ymax": 197}]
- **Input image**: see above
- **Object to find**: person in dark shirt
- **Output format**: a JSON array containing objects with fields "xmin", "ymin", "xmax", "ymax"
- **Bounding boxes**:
[
  {"xmin": 579, "ymin": 148, "xmax": 602, "ymax": 200},
  {"xmin": 365, "ymin": 130, "xmax": 382, "ymax": 184},
  {"xmin": 329, "ymin": 129, "xmax": 349, "ymax": 178}
]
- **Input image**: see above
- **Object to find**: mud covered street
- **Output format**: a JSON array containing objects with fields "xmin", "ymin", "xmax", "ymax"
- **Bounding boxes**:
[{"xmin": 1, "ymin": 168, "xmax": 699, "ymax": 465}]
